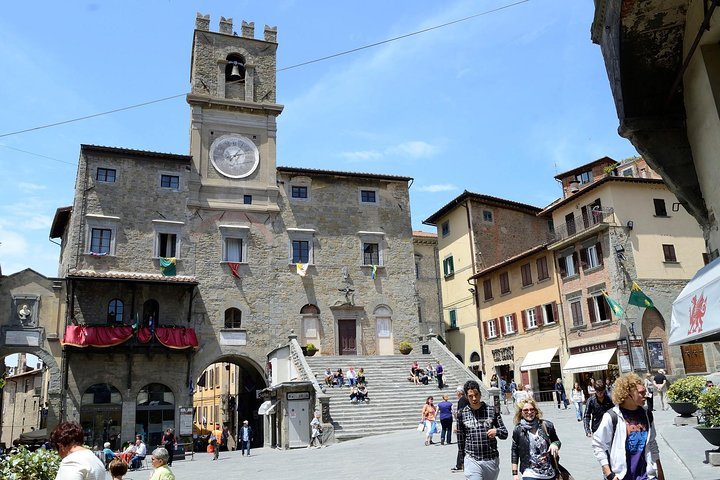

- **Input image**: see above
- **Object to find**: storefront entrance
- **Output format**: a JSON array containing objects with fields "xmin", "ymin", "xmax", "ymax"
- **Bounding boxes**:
[
  {"xmin": 80, "ymin": 383, "xmax": 122, "ymax": 450},
  {"xmin": 136, "ymin": 383, "xmax": 175, "ymax": 447}
]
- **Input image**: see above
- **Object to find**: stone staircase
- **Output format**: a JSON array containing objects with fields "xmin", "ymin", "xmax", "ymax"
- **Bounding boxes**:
[{"xmin": 305, "ymin": 351, "xmax": 482, "ymax": 441}]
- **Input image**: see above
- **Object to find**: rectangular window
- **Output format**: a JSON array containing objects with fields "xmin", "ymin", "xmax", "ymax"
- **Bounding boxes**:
[
  {"xmin": 483, "ymin": 279, "xmax": 493, "ymax": 301},
  {"xmin": 588, "ymin": 294, "xmax": 611, "ymax": 323},
  {"xmin": 559, "ymin": 251, "xmax": 577, "ymax": 278},
  {"xmin": 575, "ymin": 171, "xmax": 591, "ymax": 184},
  {"xmin": 520, "ymin": 263, "xmax": 532, "ymax": 286},
  {"xmin": 90, "ymin": 228, "xmax": 112, "ymax": 254},
  {"xmin": 415, "ymin": 257, "xmax": 420, "ymax": 279},
  {"xmin": 621, "ymin": 167, "xmax": 634, "ymax": 177},
  {"xmin": 292, "ymin": 240, "xmax": 310, "ymax": 263},
  {"xmin": 243, "ymin": 195, "xmax": 252, "ymax": 205},
  {"xmin": 291, "ymin": 186, "xmax": 308, "ymax": 198},
  {"xmin": 224, "ymin": 238, "xmax": 243, "ymax": 262},
  {"xmin": 158, "ymin": 233, "xmax": 177, "ymax": 257},
  {"xmin": 360, "ymin": 190, "xmax": 376, "ymax": 203},
  {"xmin": 543, "ymin": 303, "xmax": 557, "ymax": 325},
  {"xmin": 586, "ymin": 244, "xmax": 600, "ymax": 269},
  {"xmin": 487, "ymin": 319, "xmax": 497, "ymax": 339},
  {"xmin": 565, "ymin": 213, "xmax": 576, "ymax": 236},
  {"xmin": 443, "ymin": 256, "xmax": 454, "ymax": 277},
  {"xmin": 499, "ymin": 272, "xmax": 510, "ymax": 294},
  {"xmin": 654, "ymin": 199, "xmax": 668, "ymax": 216},
  {"xmin": 441, "ymin": 221, "xmax": 450, "ymax": 237},
  {"xmin": 526, "ymin": 308, "xmax": 537, "ymax": 329},
  {"xmin": 96, "ymin": 168, "xmax": 116, "ymax": 183},
  {"xmin": 363, "ymin": 242, "xmax": 380, "ymax": 265},
  {"xmin": 449, "ymin": 309, "xmax": 457, "ymax": 328},
  {"xmin": 482, "ymin": 210, "xmax": 493, "ymax": 222},
  {"xmin": 160, "ymin": 174, "xmax": 179, "ymax": 189},
  {"xmin": 570, "ymin": 301, "xmax": 583, "ymax": 327},
  {"xmin": 503, "ymin": 314, "xmax": 515, "ymax": 334},
  {"xmin": 536, "ymin": 256, "xmax": 549, "ymax": 280},
  {"xmin": 662, "ymin": 244, "xmax": 677, "ymax": 262}
]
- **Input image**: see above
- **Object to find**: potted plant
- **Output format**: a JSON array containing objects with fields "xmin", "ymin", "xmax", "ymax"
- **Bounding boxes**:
[
  {"xmin": 696, "ymin": 386, "xmax": 720, "ymax": 447},
  {"xmin": 0, "ymin": 445, "xmax": 60, "ymax": 480},
  {"xmin": 667, "ymin": 375, "xmax": 706, "ymax": 417},
  {"xmin": 304, "ymin": 343, "xmax": 318, "ymax": 356},
  {"xmin": 399, "ymin": 340, "xmax": 413, "ymax": 355}
]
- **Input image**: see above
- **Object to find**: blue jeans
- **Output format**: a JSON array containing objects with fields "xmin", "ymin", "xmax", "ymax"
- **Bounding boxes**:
[
  {"xmin": 241, "ymin": 439, "xmax": 251, "ymax": 455},
  {"xmin": 574, "ymin": 401, "xmax": 584, "ymax": 420}
]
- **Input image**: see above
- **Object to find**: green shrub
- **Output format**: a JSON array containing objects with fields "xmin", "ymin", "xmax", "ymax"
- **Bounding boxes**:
[
  {"xmin": 398, "ymin": 340, "xmax": 413, "ymax": 352},
  {"xmin": 667, "ymin": 375, "xmax": 706, "ymax": 404},
  {"xmin": 0, "ymin": 446, "xmax": 61, "ymax": 480},
  {"xmin": 698, "ymin": 387, "xmax": 720, "ymax": 427},
  {"xmin": 306, "ymin": 343, "xmax": 317, "ymax": 351}
]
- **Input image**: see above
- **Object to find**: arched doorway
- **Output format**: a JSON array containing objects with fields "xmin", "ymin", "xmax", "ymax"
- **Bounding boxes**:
[
  {"xmin": 136, "ymin": 383, "xmax": 175, "ymax": 447},
  {"xmin": 374, "ymin": 305, "xmax": 393, "ymax": 355},
  {"xmin": 80, "ymin": 383, "xmax": 122, "ymax": 450},
  {"xmin": 641, "ymin": 309, "xmax": 677, "ymax": 373},
  {"xmin": 191, "ymin": 355, "xmax": 267, "ymax": 452}
]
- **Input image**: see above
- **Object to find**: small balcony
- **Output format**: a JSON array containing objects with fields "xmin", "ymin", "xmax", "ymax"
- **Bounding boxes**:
[
  {"xmin": 62, "ymin": 324, "xmax": 198, "ymax": 350},
  {"xmin": 549, "ymin": 208, "xmax": 615, "ymax": 249}
]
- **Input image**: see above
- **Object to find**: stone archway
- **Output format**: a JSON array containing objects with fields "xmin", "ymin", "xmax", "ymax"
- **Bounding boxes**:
[{"xmin": 641, "ymin": 308, "xmax": 671, "ymax": 373}]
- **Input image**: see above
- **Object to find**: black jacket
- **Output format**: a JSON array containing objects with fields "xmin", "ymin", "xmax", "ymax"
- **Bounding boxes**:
[
  {"xmin": 583, "ymin": 393, "xmax": 614, "ymax": 434},
  {"xmin": 511, "ymin": 419, "xmax": 561, "ymax": 475}
]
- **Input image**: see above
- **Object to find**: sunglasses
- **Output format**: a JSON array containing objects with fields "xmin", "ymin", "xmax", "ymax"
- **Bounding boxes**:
[{"xmin": 521, "ymin": 408, "xmax": 536, "ymax": 412}]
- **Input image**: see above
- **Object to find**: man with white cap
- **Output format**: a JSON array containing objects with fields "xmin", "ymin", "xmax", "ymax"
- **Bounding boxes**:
[{"xmin": 239, "ymin": 420, "xmax": 253, "ymax": 456}]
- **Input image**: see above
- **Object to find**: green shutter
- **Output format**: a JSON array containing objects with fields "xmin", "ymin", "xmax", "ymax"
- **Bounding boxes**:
[{"xmin": 449, "ymin": 309, "xmax": 457, "ymax": 328}]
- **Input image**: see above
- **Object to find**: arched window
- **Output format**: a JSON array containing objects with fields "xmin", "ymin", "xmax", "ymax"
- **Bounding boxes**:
[
  {"xmin": 80, "ymin": 384, "xmax": 122, "ymax": 450},
  {"xmin": 136, "ymin": 384, "xmax": 175, "ymax": 447},
  {"xmin": 470, "ymin": 352, "xmax": 481, "ymax": 363},
  {"xmin": 108, "ymin": 299, "xmax": 124, "ymax": 324},
  {"xmin": 300, "ymin": 304, "xmax": 320, "ymax": 315},
  {"xmin": 455, "ymin": 354, "xmax": 464, "ymax": 363},
  {"xmin": 143, "ymin": 299, "xmax": 159, "ymax": 326},
  {"xmin": 374, "ymin": 305, "xmax": 392, "ymax": 339},
  {"xmin": 225, "ymin": 308, "xmax": 242, "ymax": 329}
]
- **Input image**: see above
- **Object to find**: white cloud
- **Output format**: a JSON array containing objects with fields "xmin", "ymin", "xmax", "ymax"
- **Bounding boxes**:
[
  {"xmin": 386, "ymin": 141, "xmax": 439, "ymax": 159},
  {"xmin": 0, "ymin": 227, "xmax": 28, "ymax": 257},
  {"xmin": 17, "ymin": 182, "xmax": 47, "ymax": 191},
  {"xmin": 416, "ymin": 183, "xmax": 458, "ymax": 193},
  {"xmin": 339, "ymin": 150, "xmax": 383, "ymax": 161},
  {"xmin": 19, "ymin": 215, "xmax": 53, "ymax": 230}
]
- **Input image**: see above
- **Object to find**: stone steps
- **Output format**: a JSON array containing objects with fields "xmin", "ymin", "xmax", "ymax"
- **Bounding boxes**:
[{"xmin": 305, "ymin": 353, "xmax": 474, "ymax": 441}]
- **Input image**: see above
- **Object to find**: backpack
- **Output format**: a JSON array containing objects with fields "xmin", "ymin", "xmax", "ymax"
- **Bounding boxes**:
[{"xmin": 605, "ymin": 407, "xmax": 654, "ymax": 462}]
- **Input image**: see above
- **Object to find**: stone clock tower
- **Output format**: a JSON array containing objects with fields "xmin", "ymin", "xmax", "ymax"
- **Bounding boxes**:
[{"xmin": 187, "ymin": 14, "xmax": 284, "ymax": 212}]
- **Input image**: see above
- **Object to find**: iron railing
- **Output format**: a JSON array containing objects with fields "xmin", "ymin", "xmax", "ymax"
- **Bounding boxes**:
[{"xmin": 550, "ymin": 208, "xmax": 614, "ymax": 243}]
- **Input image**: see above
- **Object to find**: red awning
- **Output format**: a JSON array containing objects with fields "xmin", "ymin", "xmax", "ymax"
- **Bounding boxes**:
[
  {"xmin": 155, "ymin": 327, "xmax": 199, "ymax": 349},
  {"xmin": 63, "ymin": 325, "xmax": 133, "ymax": 347}
]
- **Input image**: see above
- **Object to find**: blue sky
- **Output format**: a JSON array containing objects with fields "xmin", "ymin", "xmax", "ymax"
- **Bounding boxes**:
[{"xmin": 0, "ymin": 0, "xmax": 638, "ymax": 277}]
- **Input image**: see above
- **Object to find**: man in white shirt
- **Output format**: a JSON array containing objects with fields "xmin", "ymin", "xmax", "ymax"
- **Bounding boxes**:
[{"xmin": 131, "ymin": 436, "xmax": 147, "ymax": 470}]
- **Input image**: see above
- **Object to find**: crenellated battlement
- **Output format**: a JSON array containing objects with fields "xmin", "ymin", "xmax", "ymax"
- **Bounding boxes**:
[{"xmin": 194, "ymin": 13, "xmax": 277, "ymax": 43}]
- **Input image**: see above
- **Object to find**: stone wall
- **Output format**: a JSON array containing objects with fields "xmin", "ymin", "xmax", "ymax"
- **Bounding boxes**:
[{"xmin": 413, "ymin": 234, "xmax": 443, "ymax": 338}]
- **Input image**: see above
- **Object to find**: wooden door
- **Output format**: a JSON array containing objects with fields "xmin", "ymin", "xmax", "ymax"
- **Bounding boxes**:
[
  {"xmin": 338, "ymin": 319, "xmax": 357, "ymax": 355},
  {"xmin": 681, "ymin": 344, "xmax": 707, "ymax": 374}
]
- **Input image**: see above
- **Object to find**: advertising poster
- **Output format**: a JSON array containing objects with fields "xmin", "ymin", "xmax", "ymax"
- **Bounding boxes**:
[
  {"xmin": 617, "ymin": 340, "xmax": 632, "ymax": 373},
  {"xmin": 646, "ymin": 339, "xmax": 666, "ymax": 370},
  {"xmin": 630, "ymin": 339, "xmax": 647, "ymax": 370}
]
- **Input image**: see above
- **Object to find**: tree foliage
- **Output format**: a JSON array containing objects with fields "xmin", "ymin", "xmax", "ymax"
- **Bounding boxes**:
[{"xmin": 0, "ymin": 446, "xmax": 61, "ymax": 480}]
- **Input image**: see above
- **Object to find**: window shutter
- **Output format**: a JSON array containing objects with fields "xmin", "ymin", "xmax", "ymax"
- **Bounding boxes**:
[
  {"xmin": 535, "ymin": 306, "xmax": 543, "ymax": 327},
  {"xmin": 579, "ymin": 248, "xmax": 588, "ymax": 269},
  {"xmin": 581, "ymin": 205, "xmax": 589, "ymax": 228},
  {"xmin": 552, "ymin": 302, "xmax": 559, "ymax": 323},
  {"xmin": 572, "ymin": 252, "xmax": 579, "ymax": 271},
  {"xmin": 596, "ymin": 242, "xmax": 604, "ymax": 265},
  {"xmin": 483, "ymin": 321, "xmax": 489, "ymax": 339},
  {"xmin": 521, "ymin": 310, "xmax": 528, "ymax": 330},
  {"xmin": 512, "ymin": 313, "xmax": 518, "ymax": 333},
  {"xmin": 587, "ymin": 298, "xmax": 596, "ymax": 323},
  {"xmin": 558, "ymin": 256, "xmax": 567, "ymax": 277}
]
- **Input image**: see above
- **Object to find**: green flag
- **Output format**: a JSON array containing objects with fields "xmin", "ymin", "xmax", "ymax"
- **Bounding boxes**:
[
  {"xmin": 159, "ymin": 257, "xmax": 177, "ymax": 276},
  {"xmin": 628, "ymin": 281, "xmax": 654, "ymax": 308},
  {"xmin": 603, "ymin": 290, "xmax": 625, "ymax": 318}
]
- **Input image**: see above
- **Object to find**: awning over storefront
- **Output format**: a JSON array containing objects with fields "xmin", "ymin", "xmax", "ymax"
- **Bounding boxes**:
[
  {"xmin": 520, "ymin": 347, "xmax": 558, "ymax": 371},
  {"xmin": 670, "ymin": 256, "xmax": 720, "ymax": 345},
  {"xmin": 258, "ymin": 400, "xmax": 279, "ymax": 415},
  {"xmin": 562, "ymin": 348, "xmax": 616, "ymax": 374}
]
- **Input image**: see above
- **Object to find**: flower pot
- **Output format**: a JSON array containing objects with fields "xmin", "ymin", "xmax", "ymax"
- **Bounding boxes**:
[
  {"xmin": 695, "ymin": 426, "xmax": 720, "ymax": 449},
  {"xmin": 669, "ymin": 402, "xmax": 698, "ymax": 417},
  {"xmin": 305, "ymin": 349, "xmax": 317, "ymax": 357},
  {"xmin": 399, "ymin": 347, "xmax": 412, "ymax": 355}
]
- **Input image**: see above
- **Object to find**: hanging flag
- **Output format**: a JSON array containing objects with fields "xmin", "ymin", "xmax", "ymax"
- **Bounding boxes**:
[
  {"xmin": 628, "ymin": 281, "xmax": 654, "ymax": 308},
  {"xmin": 296, "ymin": 263, "xmax": 308, "ymax": 277},
  {"xmin": 159, "ymin": 257, "xmax": 177, "ymax": 276},
  {"xmin": 228, "ymin": 262, "xmax": 241, "ymax": 279},
  {"xmin": 602, "ymin": 290, "xmax": 625, "ymax": 318},
  {"xmin": 90, "ymin": 251, "xmax": 108, "ymax": 257},
  {"xmin": 132, "ymin": 312, "xmax": 139, "ymax": 331},
  {"xmin": 371, "ymin": 265, "xmax": 378, "ymax": 280}
]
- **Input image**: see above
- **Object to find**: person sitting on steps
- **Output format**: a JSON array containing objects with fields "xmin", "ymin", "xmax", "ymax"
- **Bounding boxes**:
[{"xmin": 357, "ymin": 384, "xmax": 369, "ymax": 403}]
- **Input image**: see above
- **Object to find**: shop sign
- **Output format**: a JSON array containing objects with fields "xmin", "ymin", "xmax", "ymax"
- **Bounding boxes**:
[
  {"xmin": 492, "ymin": 346, "xmax": 514, "ymax": 362},
  {"xmin": 629, "ymin": 339, "xmax": 647, "ymax": 370},
  {"xmin": 287, "ymin": 392, "xmax": 310, "ymax": 400},
  {"xmin": 179, "ymin": 407, "xmax": 193, "ymax": 435},
  {"xmin": 617, "ymin": 340, "xmax": 632, "ymax": 373},
  {"xmin": 570, "ymin": 341, "xmax": 614, "ymax": 355}
]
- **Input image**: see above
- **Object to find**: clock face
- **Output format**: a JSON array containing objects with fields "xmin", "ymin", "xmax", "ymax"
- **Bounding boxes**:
[{"xmin": 209, "ymin": 134, "xmax": 260, "ymax": 178}]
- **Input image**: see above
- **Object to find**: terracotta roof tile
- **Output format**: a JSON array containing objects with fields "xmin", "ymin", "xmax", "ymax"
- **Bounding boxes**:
[{"xmin": 67, "ymin": 270, "xmax": 197, "ymax": 284}]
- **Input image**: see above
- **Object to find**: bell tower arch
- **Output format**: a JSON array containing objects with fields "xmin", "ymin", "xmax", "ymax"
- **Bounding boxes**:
[{"xmin": 187, "ymin": 14, "xmax": 284, "ymax": 212}]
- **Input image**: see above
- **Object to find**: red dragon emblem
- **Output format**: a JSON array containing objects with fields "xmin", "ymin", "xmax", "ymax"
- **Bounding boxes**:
[{"xmin": 687, "ymin": 293, "xmax": 707, "ymax": 335}]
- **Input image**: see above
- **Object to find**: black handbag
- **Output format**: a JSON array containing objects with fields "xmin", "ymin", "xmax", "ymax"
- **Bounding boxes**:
[{"xmin": 551, "ymin": 455, "xmax": 574, "ymax": 480}]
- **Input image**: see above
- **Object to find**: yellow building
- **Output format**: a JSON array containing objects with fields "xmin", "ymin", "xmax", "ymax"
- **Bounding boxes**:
[
  {"xmin": 192, "ymin": 362, "xmax": 241, "ymax": 446},
  {"xmin": 470, "ymin": 245, "xmax": 563, "ymax": 396},
  {"xmin": 423, "ymin": 192, "xmax": 551, "ymax": 376}
]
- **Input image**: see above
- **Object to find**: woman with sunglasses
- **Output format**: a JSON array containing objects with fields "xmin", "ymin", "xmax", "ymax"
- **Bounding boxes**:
[{"xmin": 510, "ymin": 398, "xmax": 561, "ymax": 480}]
